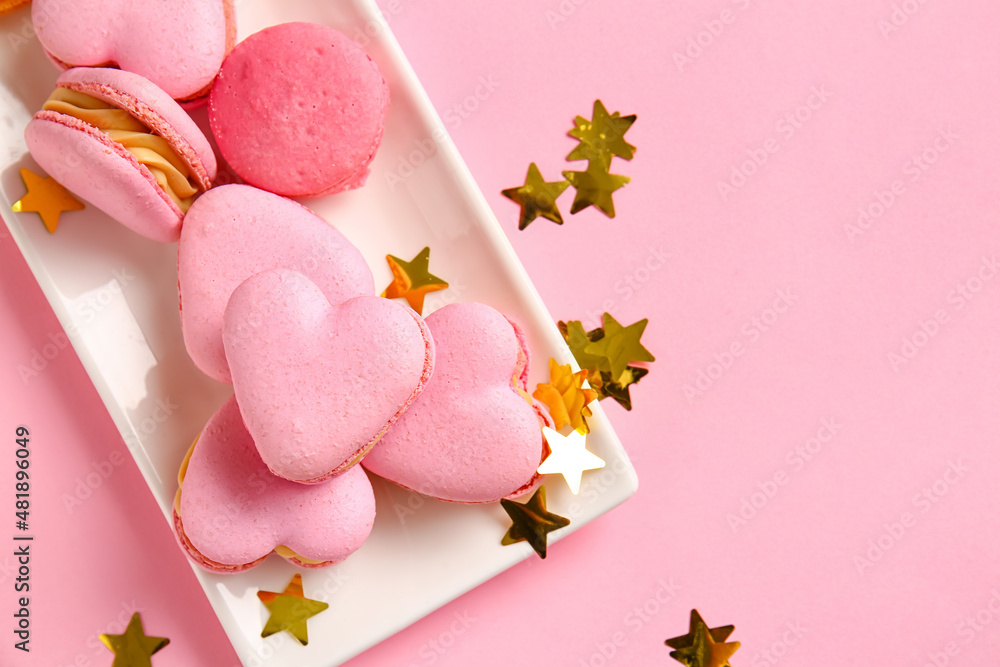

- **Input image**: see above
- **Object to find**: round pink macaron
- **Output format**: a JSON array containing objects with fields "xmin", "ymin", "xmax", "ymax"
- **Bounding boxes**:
[
  {"xmin": 24, "ymin": 67, "xmax": 217, "ymax": 242},
  {"xmin": 208, "ymin": 22, "xmax": 389, "ymax": 198}
]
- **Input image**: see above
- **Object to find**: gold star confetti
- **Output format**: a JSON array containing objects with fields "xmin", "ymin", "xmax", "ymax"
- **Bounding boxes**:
[
  {"xmin": 532, "ymin": 358, "xmax": 599, "ymax": 433},
  {"xmin": 257, "ymin": 573, "xmax": 329, "ymax": 646},
  {"xmin": 567, "ymin": 100, "xmax": 637, "ymax": 169},
  {"xmin": 381, "ymin": 246, "xmax": 449, "ymax": 315},
  {"xmin": 563, "ymin": 161, "xmax": 630, "ymax": 218},
  {"xmin": 11, "ymin": 167, "xmax": 85, "ymax": 233},
  {"xmin": 600, "ymin": 366, "xmax": 648, "ymax": 411},
  {"xmin": 99, "ymin": 613, "xmax": 169, "ymax": 667},
  {"xmin": 584, "ymin": 313, "xmax": 654, "ymax": 383},
  {"xmin": 666, "ymin": 610, "xmax": 739, "ymax": 667},
  {"xmin": 558, "ymin": 320, "xmax": 610, "ymax": 375},
  {"xmin": 537, "ymin": 427, "xmax": 605, "ymax": 494},
  {"xmin": 502, "ymin": 162, "xmax": 570, "ymax": 230},
  {"xmin": 500, "ymin": 486, "xmax": 570, "ymax": 559}
]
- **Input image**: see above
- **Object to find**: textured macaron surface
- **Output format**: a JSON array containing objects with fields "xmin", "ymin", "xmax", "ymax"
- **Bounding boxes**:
[
  {"xmin": 32, "ymin": 0, "xmax": 232, "ymax": 101},
  {"xmin": 178, "ymin": 184, "xmax": 375, "ymax": 383},
  {"xmin": 209, "ymin": 22, "xmax": 389, "ymax": 197},
  {"xmin": 175, "ymin": 395, "xmax": 376, "ymax": 571},
  {"xmin": 223, "ymin": 270, "xmax": 434, "ymax": 484},
  {"xmin": 363, "ymin": 302, "xmax": 545, "ymax": 503}
]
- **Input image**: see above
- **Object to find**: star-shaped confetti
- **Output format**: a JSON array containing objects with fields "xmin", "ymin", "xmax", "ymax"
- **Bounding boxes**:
[
  {"xmin": 666, "ymin": 610, "xmax": 739, "ymax": 667},
  {"xmin": 502, "ymin": 162, "xmax": 570, "ymax": 230},
  {"xmin": 559, "ymin": 320, "xmax": 610, "ymax": 374},
  {"xmin": 536, "ymin": 427, "xmax": 605, "ymax": 494},
  {"xmin": 257, "ymin": 573, "xmax": 329, "ymax": 646},
  {"xmin": 563, "ymin": 161, "xmax": 630, "ymax": 218},
  {"xmin": 500, "ymin": 486, "xmax": 570, "ymax": 559},
  {"xmin": 11, "ymin": 167, "xmax": 85, "ymax": 233},
  {"xmin": 99, "ymin": 613, "xmax": 169, "ymax": 667},
  {"xmin": 533, "ymin": 358, "xmax": 599, "ymax": 433},
  {"xmin": 600, "ymin": 366, "xmax": 648, "ymax": 411},
  {"xmin": 584, "ymin": 313, "xmax": 654, "ymax": 383},
  {"xmin": 381, "ymin": 246, "xmax": 449, "ymax": 315},
  {"xmin": 567, "ymin": 99, "xmax": 637, "ymax": 169}
]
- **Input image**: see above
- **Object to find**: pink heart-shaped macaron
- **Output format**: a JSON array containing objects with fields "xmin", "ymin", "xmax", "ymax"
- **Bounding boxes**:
[
  {"xmin": 363, "ymin": 302, "xmax": 546, "ymax": 503},
  {"xmin": 178, "ymin": 184, "xmax": 376, "ymax": 383},
  {"xmin": 223, "ymin": 269, "xmax": 434, "ymax": 484},
  {"xmin": 33, "ymin": 0, "xmax": 236, "ymax": 104},
  {"xmin": 173, "ymin": 395, "xmax": 377, "ymax": 574}
]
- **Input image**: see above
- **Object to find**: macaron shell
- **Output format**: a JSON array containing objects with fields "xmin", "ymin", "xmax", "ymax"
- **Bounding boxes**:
[
  {"xmin": 363, "ymin": 302, "xmax": 546, "ymax": 503},
  {"xmin": 174, "ymin": 395, "xmax": 377, "ymax": 572},
  {"xmin": 25, "ymin": 113, "xmax": 183, "ymax": 242},
  {"xmin": 223, "ymin": 269, "xmax": 435, "ymax": 483},
  {"xmin": 32, "ymin": 0, "xmax": 233, "ymax": 102},
  {"xmin": 208, "ymin": 22, "xmax": 389, "ymax": 197},
  {"xmin": 56, "ymin": 67, "xmax": 218, "ymax": 188},
  {"xmin": 177, "ymin": 184, "xmax": 376, "ymax": 383}
]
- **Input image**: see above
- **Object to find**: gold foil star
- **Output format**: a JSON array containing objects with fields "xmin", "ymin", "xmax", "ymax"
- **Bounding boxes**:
[
  {"xmin": 99, "ymin": 613, "xmax": 169, "ymax": 667},
  {"xmin": 559, "ymin": 320, "xmax": 609, "ymax": 374},
  {"xmin": 567, "ymin": 100, "xmax": 637, "ymax": 169},
  {"xmin": 563, "ymin": 161, "xmax": 630, "ymax": 218},
  {"xmin": 584, "ymin": 313, "xmax": 654, "ymax": 383},
  {"xmin": 600, "ymin": 366, "xmax": 649, "ymax": 411},
  {"xmin": 11, "ymin": 167, "xmax": 85, "ymax": 233},
  {"xmin": 502, "ymin": 163, "xmax": 570, "ymax": 230},
  {"xmin": 537, "ymin": 427, "xmax": 605, "ymax": 494},
  {"xmin": 533, "ymin": 358, "xmax": 599, "ymax": 433},
  {"xmin": 666, "ymin": 610, "xmax": 739, "ymax": 667},
  {"xmin": 381, "ymin": 246, "xmax": 449, "ymax": 314},
  {"xmin": 257, "ymin": 573, "xmax": 329, "ymax": 646},
  {"xmin": 500, "ymin": 486, "xmax": 570, "ymax": 559}
]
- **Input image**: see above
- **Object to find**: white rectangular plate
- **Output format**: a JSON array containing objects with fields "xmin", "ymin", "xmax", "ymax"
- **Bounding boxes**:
[{"xmin": 0, "ymin": 1, "xmax": 638, "ymax": 665}]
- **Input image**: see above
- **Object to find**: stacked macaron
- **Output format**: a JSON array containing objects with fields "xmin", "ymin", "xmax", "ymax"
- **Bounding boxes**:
[{"xmin": 22, "ymin": 8, "xmax": 549, "ymax": 575}]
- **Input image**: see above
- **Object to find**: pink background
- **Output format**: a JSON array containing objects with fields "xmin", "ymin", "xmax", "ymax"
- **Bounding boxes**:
[{"xmin": 3, "ymin": 0, "xmax": 1000, "ymax": 665}]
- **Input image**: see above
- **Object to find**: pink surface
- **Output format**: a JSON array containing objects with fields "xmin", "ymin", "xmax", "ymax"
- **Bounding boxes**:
[
  {"xmin": 224, "ymin": 271, "xmax": 433, "ymax": 483},
  {"xmin": 364, "ymin": 302, "xmax": 545, "ymax": 503},
  {"xmin": 178, "ymin": 184, "xmax": 376, "ymax": 383},
  {"xmin": 32, "ymin": 0, "xmax": 233, "ymax": 102},
  {"xmin": 2, "ymin": 1, "xmax": 1000, "ymax": 666},
  {"xmin": 209, "ymin": 22, "xmax": 389, "ymax": 197},
  {"xmin": 175, "ymin": 395, "xmax": 376, "ymax": 572}
]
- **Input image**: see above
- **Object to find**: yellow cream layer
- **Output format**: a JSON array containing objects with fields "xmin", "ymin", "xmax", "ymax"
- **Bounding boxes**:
[{"xmin": 42, "ymin": 88, "xmax": 200, "ymax": 212}]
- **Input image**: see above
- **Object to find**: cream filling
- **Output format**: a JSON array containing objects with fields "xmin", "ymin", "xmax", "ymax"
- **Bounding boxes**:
[{"xmin": 43, "ymin": 88, "xmax": 200, "ymax": 212}]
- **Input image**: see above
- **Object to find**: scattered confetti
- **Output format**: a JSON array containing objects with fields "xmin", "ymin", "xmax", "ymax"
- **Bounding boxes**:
[
  {"xmin": 257, "ymin": 573, "xmax": 329, "ymax": 646},
  {"xmin": 501, "ymin": 162, "xmax": 570, "ymax": 230},
  {"xmin": 600, "ymin": 366, "xmax": 649, "ymax": 411},
  {"xmin": 563, "ymin": 161, "xmax": 631, "ymax": 218},
  {"xmin": 536, "ymin": 427, "xmax": 605, "ymax": 494},
  {"xmin": 558, "ymin": 316, "xmax": 653, "ymax": 409},
  {"xmin": 584, "ymin": 312, "xmax": 654, "ymax": 383},
  {"xmin": 99, "ymin": 612, "xmax": 169, "ymax": 667},
  {"xmin": 503, "ymin": 99, "xmax": 635, "ymax": 227},
  {"xmin": 11, "ymin": 167, "xmax": 85, "ymax": 233},
  {"xmin": 533, "ymin": 358, "xmax": 599, "ymax": 433},
  {"xmin": 381, "ymin": 246, "xmax": 449, "ymax": 315},
  {"xmin": 500, "ymin": 486, "xmax": 570, "ymax": 559},
  {"xmin": 665, "ymin": 609, "xmax": 740, "ymax": 667},
  {"xmin": 566, "ymin": 99, "xmax": 637, "ymax": 169}
]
